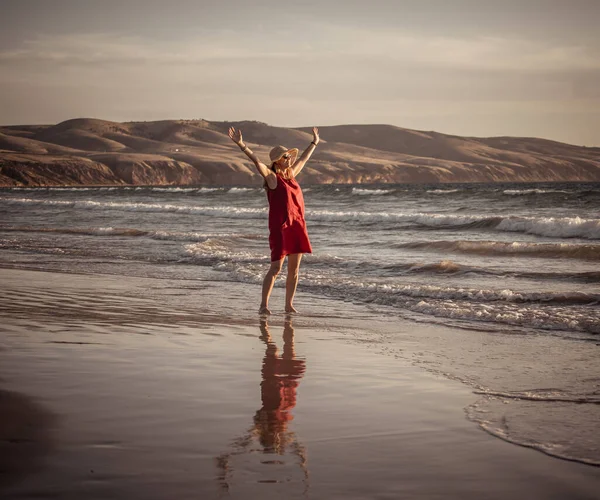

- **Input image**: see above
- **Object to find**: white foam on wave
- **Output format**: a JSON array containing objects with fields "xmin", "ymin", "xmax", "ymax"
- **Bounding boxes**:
[
  {"xmin": 7, "ymin": 187, "xmax": 97, "ymax": 191},
  {"xmin": 410, "ymin": 299, "xmax": 599, "ymax": 333},
  {"xmin": 228, "ymin": 187, "xmax": 255, "ymax": 193},
  {"xmin": 497, "ymin": 216, "xmax": 600, "ymax": 239},
  {"xmin": 0, "ymin": 197, "xmax": 268, "ymax": 219},
  {"xmin": 345, "ymin": 281, "xmax": 599, "ymax": 305},
  {"xmin": 308, "ymin": 209, "xmax": 485, "ymax": 226},
  {"xmin": 151, "ymin": 230, "xmax": 262, "ymax": 243},
  {"xmin": 1, "ymin": 224, "xmax": 265, "ymax": 244},
  {"xmin": 96, "ymin": 227, "xmax": 120, "ymax": 234},
  {"xmin": 298, "ymin": 278, "xmax": 600, "ymax": 334},
  {"xmin": 503, "ymin": 189, "xmax": 570, "ymax": 195},
  {"xmin": 184, "ymin": 240, "xmax": 268, "ymax": 271},
  {"xmin": 399, "ymin": 240, "xmax": 600, "ymax": 260},
  {"xmin": 427, "ymin": 189, "xmax": 461, "ymax": 194},
  {"xmin": 150, "ymin": 187, "xmax": 199, "ymax": 193},
  {"xmin": 151, "ymin": 231, "xmax": 210, "ymax": 242},
  {"xmin": 351, "ymin": 188, "xmax": 394, "ymax": 195},
  {"xmin": 310, "ymin": 210, "xmax": 600, "ymax": 239}
]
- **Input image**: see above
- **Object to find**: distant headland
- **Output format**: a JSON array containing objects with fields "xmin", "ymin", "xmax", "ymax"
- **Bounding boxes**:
[{"xmin": 1, "ymin": 118, "xmax": 599, "ymax": 186}]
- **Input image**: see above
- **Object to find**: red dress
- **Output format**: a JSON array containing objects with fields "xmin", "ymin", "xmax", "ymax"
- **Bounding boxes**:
[{"xmin": 267, "ymin": 174, "xmax": 313, "ymax": 262}]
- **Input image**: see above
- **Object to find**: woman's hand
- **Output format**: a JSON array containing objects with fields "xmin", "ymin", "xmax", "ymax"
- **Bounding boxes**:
[
  {"xmin": 228, "ymin": 126, "xmax": 271, "ymax": 179},
  {"xmin": 312, "ymin": 127, "xmax": 320, "ymax": 145},
  {"xmin": 292, "ymin": 127, "xmax": 320, "ymax": 177},
  {"xmin": 228, "ymin": 127, "xmax": 244, "ymax": 147}
]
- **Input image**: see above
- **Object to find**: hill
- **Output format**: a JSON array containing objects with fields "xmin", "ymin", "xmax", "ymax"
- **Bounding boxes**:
[{"xmin": 1, "ymin": 118, "xmax": 598, "ymax": 186}]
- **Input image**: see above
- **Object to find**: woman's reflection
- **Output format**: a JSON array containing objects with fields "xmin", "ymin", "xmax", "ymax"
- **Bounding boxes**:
[{"xmin": 216, "ymin": 316, "xmax": 308, "ymax": 494}]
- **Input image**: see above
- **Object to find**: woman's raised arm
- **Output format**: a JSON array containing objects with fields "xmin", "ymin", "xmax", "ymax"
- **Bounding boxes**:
[
  {"xmin": 291, "ymin": 127, "xmax": 320, "ymax": 177},
  {"xmin": 228, "ymin": 127, "xmax": 275, "ymax": 184}
]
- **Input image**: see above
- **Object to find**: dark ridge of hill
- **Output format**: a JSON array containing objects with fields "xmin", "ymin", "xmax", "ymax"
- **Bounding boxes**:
[
  {"xmin": 0, "ymin": 133, "xmax": 84, "ymax": 155},
  {"xmin": 0, "ymin": 154, "xmax": 122, "ymax": 186},
  {"xmin": 0, "ymin": 118, "xmax": 598, "ymax": 186}
]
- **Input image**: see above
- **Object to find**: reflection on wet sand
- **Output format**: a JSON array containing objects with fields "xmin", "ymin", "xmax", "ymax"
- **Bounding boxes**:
[{"xmin": 216, "ymin": 317, "xmax": 308, "ymax": 495}]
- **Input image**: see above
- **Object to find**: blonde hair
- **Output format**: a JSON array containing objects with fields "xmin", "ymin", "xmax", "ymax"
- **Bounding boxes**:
[{"xmin": 263, "ymin": 161, "xmax": 294, "ymax": 190}]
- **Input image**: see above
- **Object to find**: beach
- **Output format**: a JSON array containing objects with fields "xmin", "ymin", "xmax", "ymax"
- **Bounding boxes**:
[
  {"xmin": 1, "ymin": 267, "xmax": 600, "ymax": 499},
  {"xmin": 1, "ymin": 182, "xmax": 599, "ymax": 498}
]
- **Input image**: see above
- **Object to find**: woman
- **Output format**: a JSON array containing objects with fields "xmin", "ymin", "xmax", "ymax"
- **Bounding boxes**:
[{"xmin": 228, "ymin": 126, "xmax": 320, "ymax": 314}]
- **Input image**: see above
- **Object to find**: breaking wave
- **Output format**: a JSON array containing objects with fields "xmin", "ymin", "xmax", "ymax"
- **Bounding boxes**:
[
  {"xmin": 427, "ymin": 189, "xmax": 461, "ymax": 194},
  {"xmin": 503, "ymin": 189, "xmax": 571, "ymax": 196},
  {"xmin": 351, "ymin": 188, "xmax": 394, "ymax": 195},
  {"xmin": 395, "ymin": 240, "xmax": 600, "ymax": 261}
]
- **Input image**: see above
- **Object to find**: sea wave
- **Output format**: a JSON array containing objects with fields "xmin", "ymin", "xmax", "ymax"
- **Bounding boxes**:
[
  {"xmin": 142, "ymin": 186, "xmax": 227, "ymax": 194},
  {"xmin": 304, "ymin": 254, "xmax": 599, "ymax": 283},
  {"xmin": 351, "ymin": 188, "xmax": 394, "ymax": 195},
  {"xmin": 324, "ymin": 281, "xmax": 600, "ymax": 306},
  {"xmin": 395, "ymin": 240, "xmax": 600, "ymax": 261},
  {"xmin": 3, "ymin": 197, "xmax": 600, "ymax": 239},
  {"xmin": 299, "ymin": 280, "xmax": 600, "ymax": 335},
  {"xmin": 4, "ymin": 224, "xmax": 596, "ymax": 283},
  {"xmin": 0, "ymin": 225, "xmax": 263, "ymax": 243},
  {"xmin": 149, "ymin": 187, "xmax": 199, "ymax": 193},
  {"xmin": 0, "ymin": 197, "xmax": 268, "ymax": 218},
  {"xmin": 184, "ymin": 240, "xmax": 269, "ymax": 265},
  {"xmin": 5, "ymin": 187, "xmax": 98, "ymax": 191},
  {"xmin": 310, "ymin": 209, "xmax": 600, "ymax": 239},
  {"xmin": 503, "ymin": 189, "xmax": 571, "ymax": 196},
  {"xmin": 426, "ymin": 189, "xmax": 461, "ymax": 194}
]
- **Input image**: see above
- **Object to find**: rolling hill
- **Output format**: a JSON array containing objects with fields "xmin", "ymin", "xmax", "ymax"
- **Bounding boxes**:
[{"xmin": 0, "ymin": 118, "xmax": 598, "ymax": 186}]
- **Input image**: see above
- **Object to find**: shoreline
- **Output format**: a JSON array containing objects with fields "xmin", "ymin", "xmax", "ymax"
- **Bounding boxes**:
[
  {"xmin": 2, "ymin": 180, "xmax": 600, "ymax": 189},
  {"xmin": 1, "ymin": 267, "xmax": 599, "ymax": 499}
]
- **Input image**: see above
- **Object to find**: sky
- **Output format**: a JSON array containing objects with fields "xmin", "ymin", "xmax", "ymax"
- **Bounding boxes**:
[{"xmin": 1, "ymin": 0, "xmax": 599, "ymax": 145}]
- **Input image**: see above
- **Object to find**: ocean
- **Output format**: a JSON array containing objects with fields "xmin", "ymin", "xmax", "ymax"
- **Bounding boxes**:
[{"xmin": 1, "ymin": 181, "xmax": 599, "ymax": 466}]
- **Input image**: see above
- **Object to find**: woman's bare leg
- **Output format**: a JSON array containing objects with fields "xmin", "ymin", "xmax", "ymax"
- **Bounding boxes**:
[
  {"xmin": 285, "ymin": 253, "xmax": 302, "ymax": 313},
  {"xmin": 260, "ymin": 259, "xmax": 283, "ymax": 314}
]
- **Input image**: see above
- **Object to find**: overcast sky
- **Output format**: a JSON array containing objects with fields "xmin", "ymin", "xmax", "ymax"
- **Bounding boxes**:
[{"xmin": 1, "ymin": 0, "xmax": 599, "ymax": 145}]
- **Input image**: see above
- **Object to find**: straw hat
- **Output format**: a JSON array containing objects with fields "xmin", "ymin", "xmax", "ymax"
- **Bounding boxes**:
[{"xmin": 269, "ymin": 145, "xmax": 299, "ymax": 165}]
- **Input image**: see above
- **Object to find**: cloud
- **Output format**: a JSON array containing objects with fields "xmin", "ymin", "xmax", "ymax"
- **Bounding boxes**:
[
  {"xmin": 313, "ymin": 23, "xmax": 600, "ymax": 73},
  {"xmin": 1, "ymin": 28, "xmax": 598, "ymax": 144},
  {"xmin": 2, "ymin": 29, "xmax": 598, "ymax": 99},
  {"xmin": 2, "ymin": 26, "xmax": 599, "ymax": 71}
]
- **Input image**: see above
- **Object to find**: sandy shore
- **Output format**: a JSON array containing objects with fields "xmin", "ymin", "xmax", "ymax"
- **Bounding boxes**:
[{"xmin": 1, "ymin": 268, "xmax": 599, "ymax": 499}]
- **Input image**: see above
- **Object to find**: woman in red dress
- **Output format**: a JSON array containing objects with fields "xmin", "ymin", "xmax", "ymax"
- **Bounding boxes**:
[{"xmin": 228, "ymin": 126, "xmax": 320, "ymax": 314}]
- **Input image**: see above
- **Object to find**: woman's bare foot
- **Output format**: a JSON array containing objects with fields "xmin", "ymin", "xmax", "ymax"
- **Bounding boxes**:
[
  {"xmin": 285, "ymin": 305, "xmax": 298, "ymax": 313},
  {"xmin": 259, "ymin": 305, "xmax": 271, "ymax": 315}
]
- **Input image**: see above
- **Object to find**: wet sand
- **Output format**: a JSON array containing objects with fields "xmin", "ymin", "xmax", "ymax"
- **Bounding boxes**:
[{"xmin": 1, "ymin": 268, "xmax": 599, "ymax": 499}]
